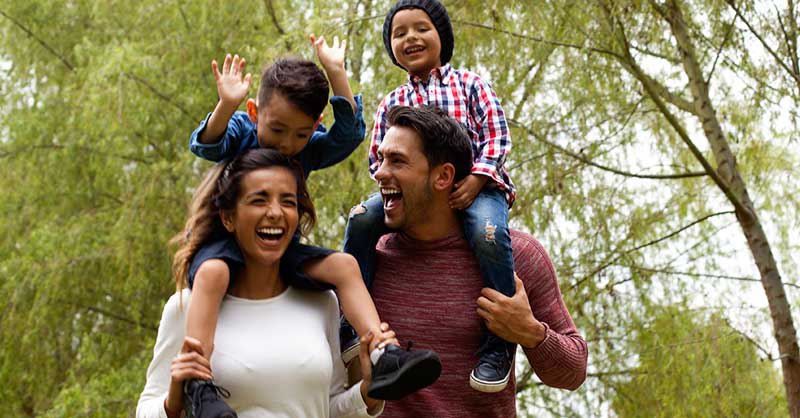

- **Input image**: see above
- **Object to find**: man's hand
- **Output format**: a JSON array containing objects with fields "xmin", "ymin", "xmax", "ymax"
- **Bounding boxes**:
[
  {"xmin": 476, "ymin": 274, "xmax": 546, "ymax": 349},
  {"xmin": 449, "ymin": 174, "xmax": 488, "ymax": 209},
  {"xmin": 211, "ymin": 53, "xmax": 252, "ymax": 109},
  {"xmin": 309, "ymin": 34, "xmax": 346, "ymax": 73}
]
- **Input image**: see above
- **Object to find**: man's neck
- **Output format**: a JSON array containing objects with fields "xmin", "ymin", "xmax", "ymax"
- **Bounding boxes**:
[{"xmin": 405, "ymin": 205, "xmax": 462, "ymax": 241}]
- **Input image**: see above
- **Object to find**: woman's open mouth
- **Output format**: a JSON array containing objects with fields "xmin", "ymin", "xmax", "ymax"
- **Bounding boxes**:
[{"xmin": 256, "ymin": 227, "xmax": 285, "ymax": 245}]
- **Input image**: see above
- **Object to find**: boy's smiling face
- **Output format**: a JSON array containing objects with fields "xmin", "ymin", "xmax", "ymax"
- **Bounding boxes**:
[
  {"xmin": 390, "ymin": 8, "xmax": 442, "ymax": 79},
  {"xmin": 248, "ymin": 92, "xmax": 319, "ymax": 157}
]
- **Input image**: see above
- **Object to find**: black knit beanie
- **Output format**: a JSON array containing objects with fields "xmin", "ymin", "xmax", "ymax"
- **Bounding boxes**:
[{"xmin": 383, "ymin": 0, "xmax": 454, "ymax": 69}]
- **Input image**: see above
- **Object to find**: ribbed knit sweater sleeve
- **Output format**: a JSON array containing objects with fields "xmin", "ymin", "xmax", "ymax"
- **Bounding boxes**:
[{"xmin": 512, "ymin": 231, "xmax": 588, "ymax": 390}]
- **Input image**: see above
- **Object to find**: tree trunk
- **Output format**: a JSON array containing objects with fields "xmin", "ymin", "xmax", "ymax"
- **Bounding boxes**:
[{"xmin": 663, "ymin": 1, "xmax": 800, "ymax": 415}]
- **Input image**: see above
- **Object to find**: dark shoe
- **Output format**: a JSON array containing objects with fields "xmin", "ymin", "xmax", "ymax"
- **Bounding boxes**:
[
  {"xmin": 367, "ymin": 343, "xmax": 441, "ymax": 400},
  {"xmin": 184, "ymin": 379, "xmax": 237, "ymax": 418},
  {"xmin": 339, "ymin": 317, "xmax": 360, "ymax": 365},
  {"xmin": 469, "ymin": 340, "xmax": 513, "ymax": 393}
]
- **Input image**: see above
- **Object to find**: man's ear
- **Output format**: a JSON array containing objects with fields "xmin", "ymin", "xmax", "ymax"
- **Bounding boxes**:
[
  {"xmin": 220, "ymin": 209, "xmax": 235, "ymax": 233},
  {"xmin": 246, "ymin": 99, "xmax": 258, "ymax": 124},
  {"xmin": 431, "ymin": 163, "xmax": 456, "ymax": 192}
]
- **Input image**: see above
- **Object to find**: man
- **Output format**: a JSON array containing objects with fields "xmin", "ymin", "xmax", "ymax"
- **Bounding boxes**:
[{"xmin": 359, "ymin": 105, "xmax": 587, "ymax": 418}]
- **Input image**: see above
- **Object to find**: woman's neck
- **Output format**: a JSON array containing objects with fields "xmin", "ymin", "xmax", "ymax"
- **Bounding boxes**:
[{"xmin": 229, "ymin": 262, "xmax": 286, "ymax": 299}]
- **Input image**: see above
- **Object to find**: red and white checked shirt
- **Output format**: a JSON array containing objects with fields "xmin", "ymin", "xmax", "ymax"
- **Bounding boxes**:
[{"xmin": 369, "ymin": 64, "xmax": 516, "ymax": 204}]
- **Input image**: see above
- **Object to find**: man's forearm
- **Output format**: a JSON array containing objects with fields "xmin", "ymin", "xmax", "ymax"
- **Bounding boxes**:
[{"xmin": 198, "ymin": 100, "xmax": 238, "ymax": 143}]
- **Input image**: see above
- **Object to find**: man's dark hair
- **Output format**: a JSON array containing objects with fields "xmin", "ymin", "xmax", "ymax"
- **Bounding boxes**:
[
  {"xmin": 258, "ymin": 58, "xmax": 329, "ymax": 119},
  {"xmin": 386, "ymin": 105, "xmax": 473, "ymax": 182}
]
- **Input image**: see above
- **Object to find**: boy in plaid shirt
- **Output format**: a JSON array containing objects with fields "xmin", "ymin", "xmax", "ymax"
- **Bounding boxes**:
[{"xmin": 343, "ymin": 0, "xmax": 517, "ymax": 393}]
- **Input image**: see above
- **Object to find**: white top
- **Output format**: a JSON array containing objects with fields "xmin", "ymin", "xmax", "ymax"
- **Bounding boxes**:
[{"xmin": 136, "ymin": 288, "xmax": 382, "ymax": 418}]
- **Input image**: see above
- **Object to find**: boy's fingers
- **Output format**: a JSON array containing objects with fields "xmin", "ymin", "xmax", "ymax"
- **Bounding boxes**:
[
  {"xmin": 222, "ymin": 54, "xmax": 232, "ymax": 74},
  {"xmin": 244, "ymin": 73, "xmax": 252, "ymax": 86},
  {"xmin": 239, "ymin": 58, "xmax": 246, "ymax": 71},
  {"xmin": 309, "ymin": 33, "xmax": 316, "ymax": 43},
  {"xmin": 211, "ymin": 60, "xmax": 220, "ymax": 78},
  {"xmin": 231, "ymin": 55, "xmax": 240, "ymax": 74},
  {"xmin": 342, "ymin": 39, "xmax": 347, "ymax": 52}
]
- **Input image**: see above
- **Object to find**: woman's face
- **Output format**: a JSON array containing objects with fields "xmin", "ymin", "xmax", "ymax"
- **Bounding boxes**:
[{"xmin": 222, "ymin": 166, "xmax": 299, "ymax": 268}]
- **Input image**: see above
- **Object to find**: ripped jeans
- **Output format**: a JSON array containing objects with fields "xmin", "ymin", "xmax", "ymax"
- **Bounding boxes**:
[{"xmin": 343, "ymin": 187, "xmax": 515, "ymax": 298}]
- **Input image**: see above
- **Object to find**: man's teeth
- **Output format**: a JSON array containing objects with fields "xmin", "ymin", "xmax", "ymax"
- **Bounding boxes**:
[
  {"xmin": 381, "ymin": 187, "xmax": 401, "ymax": 195},
  {"xmin": 257, "ymin": 227, "xmax": 284, "ymax": 234}
]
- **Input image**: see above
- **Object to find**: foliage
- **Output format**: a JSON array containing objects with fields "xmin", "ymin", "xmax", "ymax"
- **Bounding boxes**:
[{"xmin": 0, "ymin": 0, "xmax": 797, "ymax": 416}]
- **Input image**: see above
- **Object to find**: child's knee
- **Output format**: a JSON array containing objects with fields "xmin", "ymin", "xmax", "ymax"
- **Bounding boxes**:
[
  {"xmin": 469, "ymin": 219, "xmax": 508, "ymax": 256},
  {"xmin": 322, "ymin": 252, "xmax": 361, "ymax": 284},
  {"xmin": 193, "ymin": 259, "xmax": 231, "ymax": 294},
  {"xmin": 347, "ymin": 201, "xmax": 382, "ymax": 231}
]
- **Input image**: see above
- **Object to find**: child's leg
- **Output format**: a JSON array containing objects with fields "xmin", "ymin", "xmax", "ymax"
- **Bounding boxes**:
[
  {"xmin": 186, "ymin": 259, "xmax": 230, "ymax": 358},
  {"xmin": 462, "ymin": 187, "xmax": 515, "ymax": 297},
  {"xmin": 342, "ymin": 193, "xmax": 389, "ymax": 289},
  {"xmin": 462, "ymin": 187, "xmax": 516, "ymax": 392},
  {"xmin": 293, "ymin": 248, "xmax": 442, "ymax": 400},
  {"xmin": 183, "ymin": 238, "xmax": 242, "ymax": 416},
  {"xmin": 302, "ymin": 253, "xmax": 384, "ymax": 344},
  {"xmin": 186, "ymin": 237, "xmax": 244, "ymax": 358}
]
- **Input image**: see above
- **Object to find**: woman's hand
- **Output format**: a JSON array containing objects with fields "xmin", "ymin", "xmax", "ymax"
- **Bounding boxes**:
[
  {"xmin": 164, "ymin": 336, "xmax": 213, "ymax": 414},
  {"xmin": 359, "ymin": 323, "xmax": 397, "ymax": 414}
]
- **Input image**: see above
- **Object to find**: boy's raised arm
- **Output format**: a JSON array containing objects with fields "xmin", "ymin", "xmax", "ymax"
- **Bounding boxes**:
[
  {"xmin": 310, "ymin": 34, "xmax": 357, "ymax": 114},
  {"xmin": 197, "ymin": 54, "xmax": 252, "ymax": 144}
]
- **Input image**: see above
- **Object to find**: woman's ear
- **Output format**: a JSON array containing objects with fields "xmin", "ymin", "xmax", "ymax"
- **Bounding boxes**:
[
  {"xmin": 432, "ymin": 163, "xmax": 456, "ymax": 192},
  {"xmin": 220, "ymin": 210, "xmax": 235, "ymax": 232},
  {"xmin": 246, "ymin": 99, "xmax": 258, "ymax": 124}
]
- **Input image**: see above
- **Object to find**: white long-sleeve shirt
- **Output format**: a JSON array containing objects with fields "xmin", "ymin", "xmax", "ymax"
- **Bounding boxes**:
[{"xmin": 136, "ymin": 288, "xmax": 382, "ymax": 418}]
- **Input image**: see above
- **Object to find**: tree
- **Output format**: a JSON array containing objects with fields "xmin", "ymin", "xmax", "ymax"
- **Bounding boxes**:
[{"xmin": 611, "ymin": 306, "xmax": 787, "ymax": 417}]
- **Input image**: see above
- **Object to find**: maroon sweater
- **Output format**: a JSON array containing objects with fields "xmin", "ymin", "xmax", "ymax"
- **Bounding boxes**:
[{"xmin": 372, "ymin": 230, "xmax": 587, "ymax": 418}]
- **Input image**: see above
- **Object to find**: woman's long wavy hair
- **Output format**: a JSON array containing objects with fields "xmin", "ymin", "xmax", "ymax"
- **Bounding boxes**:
[{"xmin": 169, "ymin": 148, "xmax": 316, "ymax": 292}]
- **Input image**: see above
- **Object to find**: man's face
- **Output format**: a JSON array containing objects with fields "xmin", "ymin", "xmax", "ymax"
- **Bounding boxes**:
[
  {"xmin": 374, "ymin": 125, "xmax": 434, "ymax": 231},
  {"xmin": 254, "ymin": 92, "xmax": 318, "ymax": 157},
  {"xmin": 390, "ymin": 8, "xmax": 442, "ymax": 78}
]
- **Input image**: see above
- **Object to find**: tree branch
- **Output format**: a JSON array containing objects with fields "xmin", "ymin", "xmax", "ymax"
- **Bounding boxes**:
[
  {"xmin": 0, "ymin": 8, "xmax": 74, "ymax": 71},
  {"xmin": 451, "ymin": 19, "xmax": 625, "ymax": 59},
  {"xmin": 510, "ymin": 119, "xmax": 708, "ymax": 179},
  {"xmin": 123, "ymin": 72, "xmax": 192, "ymax": 119},
  {"xmin": 725, "ymin": 0, "xmax": 800, "ymax": 88},
  {"xmin": 570, "ymin": 210, "xmax": 735, "ymax": 290}
]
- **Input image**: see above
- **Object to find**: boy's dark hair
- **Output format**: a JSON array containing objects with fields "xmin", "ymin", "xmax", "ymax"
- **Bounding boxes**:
[
  {"xmin": 386, "ymin": 105, "xmax": 472, "ymax": 182},
  {"xmin": 258, "ymin": 58, "xmax": 329, "ymax": 119}
]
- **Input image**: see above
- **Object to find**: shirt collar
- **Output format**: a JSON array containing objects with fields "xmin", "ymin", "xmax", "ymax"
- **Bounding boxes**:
[{"xmin": 408, "ymin": 63, "xmax": 453, "ymax": 85}]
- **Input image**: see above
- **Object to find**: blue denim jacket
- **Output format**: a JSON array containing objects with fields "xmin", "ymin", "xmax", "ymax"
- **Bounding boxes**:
[{"xmin": 189, "ymin": 94, "xmax": 365, "ymax": 178}]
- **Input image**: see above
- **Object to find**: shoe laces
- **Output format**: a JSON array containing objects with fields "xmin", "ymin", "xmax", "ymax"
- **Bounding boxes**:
[
  {"xmin": 481, "ymin": 348, "xmax": 510, "ymax": 371},
  {"xmin": 191, "ymin": 380, "xmax": 232, "ymax": 417}
]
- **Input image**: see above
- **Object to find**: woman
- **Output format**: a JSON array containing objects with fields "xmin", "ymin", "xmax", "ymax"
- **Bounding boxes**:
[{"xmin": 137, "ymin": 148, "xmax": 388, "ymax": 418}]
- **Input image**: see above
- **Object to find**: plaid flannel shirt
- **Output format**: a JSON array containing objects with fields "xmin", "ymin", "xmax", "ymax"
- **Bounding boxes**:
[{"xmin": 369, "ymin": 64, "xmax": 515, "ymax": 205}]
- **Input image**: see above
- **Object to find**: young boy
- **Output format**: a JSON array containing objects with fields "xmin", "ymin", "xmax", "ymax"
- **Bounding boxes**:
[
  {"xmin": 343, "ymin": 0, "xmax": 517, "ymax": 393},
  {"xmin": 185, "ymin": 36, "xmax": 441, "ymax": 418}
]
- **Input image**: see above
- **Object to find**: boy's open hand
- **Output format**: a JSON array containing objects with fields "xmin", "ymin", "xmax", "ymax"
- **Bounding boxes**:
[
  {"xmin": 310, "ymin": 34, "xmax": 346, "ymax": 72},
  {"xmin": 449, "ymin": 174, "xmax": 489, "ymax": 209},
  {"xmin": 211, "ymin": 54, "xmax": 252, "ymax": 108}
]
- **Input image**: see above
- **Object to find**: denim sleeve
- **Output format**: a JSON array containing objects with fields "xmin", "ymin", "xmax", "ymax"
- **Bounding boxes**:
[
  {"xmin": 189, "ymin": 111, "xmax": 259, "ymax": 162},
  {"xmin": 300, "ymin": 94, "xmax": 366, "ymax": 173}
]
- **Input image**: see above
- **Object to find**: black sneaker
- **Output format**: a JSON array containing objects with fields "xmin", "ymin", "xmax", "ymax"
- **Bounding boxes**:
[
  {"xmin": 339, "ymin": 317, "xmax": 360, "ymax": 365},
  {"xmin": 184, "ymin": 379, "xmax": 237, "ymax": 418},
  {"xmin": 469, "ymin": 339, "xmax": 513, "ymax": 393},
  {"xmin": 367, "ymin": 343, "xmax": 441, "ymax": 400}
]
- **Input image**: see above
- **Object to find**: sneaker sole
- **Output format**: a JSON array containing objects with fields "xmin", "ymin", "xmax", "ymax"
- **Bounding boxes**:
[
  {"xmin": 367, "ymin": 352, "xmax": 442, "ymax": 400},
  {"xmin": 469, "ymin": 368, "xmax": 511, "ymax": 393},
  {"xmin": 341, "ymin": 341, "xmax": 360, "ymax": 365}
]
